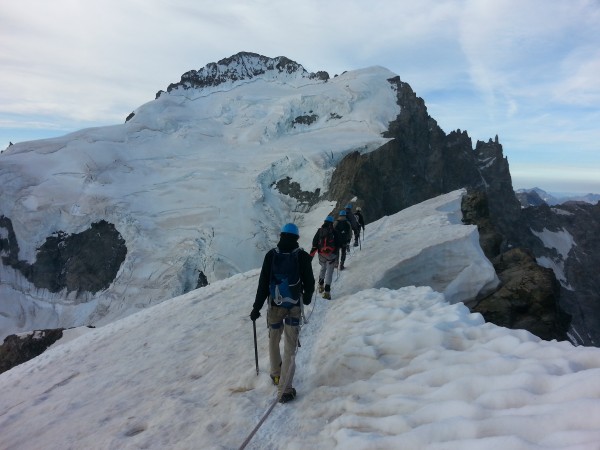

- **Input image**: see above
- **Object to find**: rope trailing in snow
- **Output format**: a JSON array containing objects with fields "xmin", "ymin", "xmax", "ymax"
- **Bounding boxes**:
[
  {"xmin": 303, "ymin": 290, "xmax": 318, "ymax": 323},
  {"xmin": 238, "ymin": 395, "xmax": 279, "ymax": 450},
  {"xmin": 238, "ymin": 316, "xmax": 303, "ymax": 450}
]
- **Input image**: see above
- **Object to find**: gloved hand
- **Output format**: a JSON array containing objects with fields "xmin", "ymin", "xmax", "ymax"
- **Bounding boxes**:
[
  {"xmin": 250, "ymin": 309, "xmax": 261, "ymax": 321},
  {"xmin": 310, "ymin": 248, "xmax": 317, "ymax": 258},
  {"xmin": 303, "ymin": 297, "xmax": 312, "ymax": 306}
]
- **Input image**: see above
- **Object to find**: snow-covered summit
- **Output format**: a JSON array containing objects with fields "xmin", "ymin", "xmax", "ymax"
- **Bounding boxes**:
[
  {"xmin": 0, "ymin": 56, "xmax": 400, "ymax": 338},
  {"xmin": 160, "ymin": 51, "xmax": 329, "ymax": 97}
]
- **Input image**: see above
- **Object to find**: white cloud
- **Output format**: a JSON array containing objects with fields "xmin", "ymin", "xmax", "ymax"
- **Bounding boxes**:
[{"xmin": 555, "ymin": 50, "xmax": 600, "ymax": 105}]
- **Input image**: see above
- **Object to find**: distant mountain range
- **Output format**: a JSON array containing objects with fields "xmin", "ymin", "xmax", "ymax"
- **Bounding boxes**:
[{"xmin": 516, "ymin": 187, "xmax": 600, "ymax": 207}]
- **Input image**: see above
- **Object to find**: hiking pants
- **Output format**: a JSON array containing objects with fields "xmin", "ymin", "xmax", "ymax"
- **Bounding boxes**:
[
  {"xmin": 318, "ymin": 252, "xmax": 338, "ymax": 286},
  {"xmin": 353, "ymin": 227, "xmax": 360, "ymax": 244},
  {"xmin": 340, "ymin": 243, "xmax": 349, "ymax": 266},
  {"xmin": 267, "ymin": 305, "xmax": 301, "ymax": 396}
]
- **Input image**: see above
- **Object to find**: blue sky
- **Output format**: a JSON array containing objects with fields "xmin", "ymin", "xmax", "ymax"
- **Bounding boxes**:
[{"xmin": 1, "ymin": 0, "xmax": 599, "ymax": 194}]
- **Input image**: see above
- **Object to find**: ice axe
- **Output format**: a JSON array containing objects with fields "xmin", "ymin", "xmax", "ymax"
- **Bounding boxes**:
[{"xmin": 253, "ymin": 320, "xmax": 259, "ymax": 375}]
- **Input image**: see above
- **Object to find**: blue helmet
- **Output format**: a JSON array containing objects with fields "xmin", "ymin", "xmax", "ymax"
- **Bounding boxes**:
[
  {"xmin": 325, "ymin": 216, "xmax": 334, "ymax": 223},
  {"xmin": 346, "ymin": 203, "xmax": 353, "ymax": 209},
  {"xmin": 281, "ymin": 223, "xmax": 299, "ymax": 236},
  {"xmin": 339, "ymin": 210, "xmax": 347, "ymax": 216}
]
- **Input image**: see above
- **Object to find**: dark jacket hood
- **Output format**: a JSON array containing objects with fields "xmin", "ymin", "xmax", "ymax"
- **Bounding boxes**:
[{"xmin": 277, "ymin": 233, "xmax": 300, "ymax": 252}]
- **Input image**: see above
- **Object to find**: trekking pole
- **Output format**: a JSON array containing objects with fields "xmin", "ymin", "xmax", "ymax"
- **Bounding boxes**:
[{"xmin": 252, "ymin": 320, "xmax": 259, "ymax": 375}]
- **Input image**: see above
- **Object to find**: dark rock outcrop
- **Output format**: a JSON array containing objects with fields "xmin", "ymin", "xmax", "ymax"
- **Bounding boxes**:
[
  {"xmin": 461, "ymin": 190, "xmax": 570, "ymax": 341},
  {"xmin": 275, "ymin": 177, "xmax": 323, "ymax": 211},
  {"xmin": 472, "ymin": 248, "xmax": 568, "ymax": 341},
  {"xmin": 0, "ymin": 218, "xmax": 127, "ymax": 295},
  {"xmin": 196, "ymin": 271, "xmax": 209, "ymax": 289},
  {"xmin": 461, "ymin": 190, "xmax": 503, "ymax": 259},
  {"xmin": 518, "ymin": 201, "xmax": 600, "ymax": 345},
  {"xmin": 0, "ymin": 329, "xmax": 64, "ymax": 374}
]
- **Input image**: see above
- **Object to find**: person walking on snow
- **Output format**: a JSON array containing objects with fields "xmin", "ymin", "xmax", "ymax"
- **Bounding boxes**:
[
  {"xmin": 355, "ymin": 206, "xmax": 365, "ymax": 237},
  {"xmin": 250, "ymin": 223, "xmax": 315, "ymax": 403},
  {"xmin": 345, "ymin": 203, "xmax": 361, "ymax": 247},
  {"xmin": 310, "ymin": 216, "xmax": 343, "ymax": 299},
  {"xmin": 333, "ymin": 210, "xmax": 352, "ymax": 270}
]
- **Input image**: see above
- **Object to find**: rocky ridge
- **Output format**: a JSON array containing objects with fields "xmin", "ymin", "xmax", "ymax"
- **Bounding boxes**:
[{"xmin": 325, "ymin": 76, "xmax": 570, "ymax": 343}]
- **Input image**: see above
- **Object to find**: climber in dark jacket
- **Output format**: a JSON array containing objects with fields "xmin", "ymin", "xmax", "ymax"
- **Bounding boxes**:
[
  {"xmin": 355, "ymin": 207, "xmax": 365, "ymax": 232},
  {"xmin": 345, "ymin": 203, "xmax": 361, "ymax": 246},
  {"xmin": 250, "ymin": 223, "xmax": 315, "ymax": 403}
]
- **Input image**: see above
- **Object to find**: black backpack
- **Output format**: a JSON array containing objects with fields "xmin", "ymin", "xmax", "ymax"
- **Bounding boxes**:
[
  {"xmin": 269, "ymin": 248, "xmax": 302, "ymax": 308},
  {"xmin": 335, "ymin": 220, "xmax": 351, "ymax": 243},
  {"xmin": 317, "ymin": 225, "xmax": 336, "ymax": 254}
]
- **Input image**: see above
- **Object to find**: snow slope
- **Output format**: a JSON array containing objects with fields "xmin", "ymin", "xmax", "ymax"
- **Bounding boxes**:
[
  {"xmin": 2, "ymin": 191, "xmax": 600, "ymax": 449},
  {"xmin": 0, "ymin": 64, "xmax": 400, "ymax": 338}
]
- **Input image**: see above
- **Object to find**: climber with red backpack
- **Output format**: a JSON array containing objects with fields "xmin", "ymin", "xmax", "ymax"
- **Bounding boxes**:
[{"xmin": 310, "ymin": 216, "xmax": 343, "ymax": 299}]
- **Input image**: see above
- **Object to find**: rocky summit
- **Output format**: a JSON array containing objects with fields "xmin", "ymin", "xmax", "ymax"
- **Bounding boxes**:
[{"xmin": 159, "ymin": 51, "xmax": 329, "ymax": 98}]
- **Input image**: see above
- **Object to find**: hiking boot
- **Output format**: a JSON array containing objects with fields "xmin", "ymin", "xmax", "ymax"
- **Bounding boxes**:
[
  {"xmin": 353, "ymin": 241, "xmax": 359, "ymax": 247},
  {"xmin": 322, "ymin": 291, "xmax": 331, "ymax": 300},
  {"xmin": 318, "ymin": 284, "xmax": 324, "ymax": 293},
  {"xmin": 279, "ymin": 388, "xmax": 297, "ymax": 403},
  {"xmin": 339, "ymin": 264, "xmax": 345, "ymax": 270},
  {"xmin": 270, "ymin": 375, "xmax": 280, "ymax": 386}
]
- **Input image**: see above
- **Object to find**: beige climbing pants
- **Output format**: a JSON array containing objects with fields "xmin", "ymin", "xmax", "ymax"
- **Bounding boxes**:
[{"xmin": 267, "ymin": 304, "xmax": 301, "ymax": 396}]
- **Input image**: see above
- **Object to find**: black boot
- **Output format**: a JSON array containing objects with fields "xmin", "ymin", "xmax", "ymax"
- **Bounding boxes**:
[
  {"xmin": 279, "ymin": 388, "xmax": 297, "ymax": 403},
  {"xmin": 318, "ymin": 279, "xmax": 324, "ymax": 293}
]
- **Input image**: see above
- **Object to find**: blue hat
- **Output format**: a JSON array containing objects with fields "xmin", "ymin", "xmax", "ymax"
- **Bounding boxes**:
[
  {"xmin": 281, "ymin": 223, "xmax": 299, "ymax": 236},
  {"xmin": 325, "ymin": 216, "xmax": 334, "ymax": 223},
  {"xmin": 346, "ymin": 203, "xmax": 353, "ymax": 209},
  {"xmin": 339, "ymin": 210, "xmax": 347, "ymax": 216}
]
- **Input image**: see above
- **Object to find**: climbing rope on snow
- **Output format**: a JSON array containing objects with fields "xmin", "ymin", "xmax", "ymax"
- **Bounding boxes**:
[
  {"xmin": 238, "ymin": 395, "xmax": 279, "ymax": 450},
  {"xmin": 303, "ymin": 290, "xmax": 318, "ymax": 323},
  {"xmin": 238, "ymin": 321, "xmax": 302, "ymax": 450}
]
